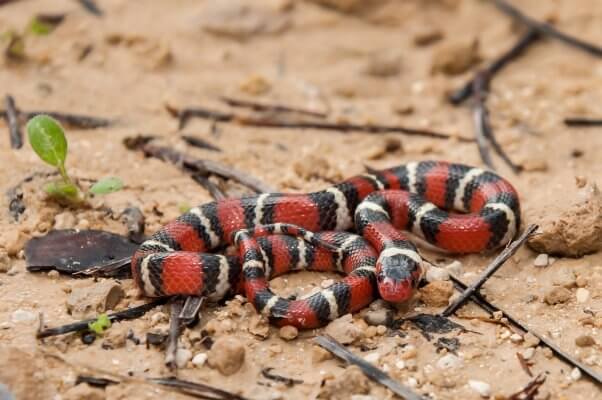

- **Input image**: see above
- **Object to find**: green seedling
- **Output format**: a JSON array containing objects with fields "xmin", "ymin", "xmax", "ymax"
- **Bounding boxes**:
[
  {"xmin": 28, "ymin": 17, "xmax": 53, "ymax": 36},
  {"xmin": 88, "ymin": 314, "xmax": 111, "ymax": 335},
  {"xmin": 26, "ymin": 115, "xmax": 123, "ymax": 204}
]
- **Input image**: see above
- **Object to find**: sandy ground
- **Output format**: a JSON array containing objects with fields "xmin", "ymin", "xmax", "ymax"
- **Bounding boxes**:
[{"xmin": 1, "ymin": 0, "xmax": 601, "ymax": 399}]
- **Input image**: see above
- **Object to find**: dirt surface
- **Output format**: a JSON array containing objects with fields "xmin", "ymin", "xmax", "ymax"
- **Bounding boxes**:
[{"xmin": 1, "ymin": 1, "xmax": 602, "ymax": 399}]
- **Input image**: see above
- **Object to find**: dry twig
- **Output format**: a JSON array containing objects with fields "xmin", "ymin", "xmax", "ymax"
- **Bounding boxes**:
[
  {"xmin": 221, "ymin": 96, "xmax": 327, "ymax": 119},
  {"xmin": 508, "ymin": 373, "xmax": 546, "ymax": 400},
  {"xmin": 564, "ymin": 117, "xmax": 602, "ymax": 127},
  {"xmin": 4, "ymin": 95, "xmax": 22, "ymax": 149},
  {"xmin": 442, "ymin": 224, "xmax": 537, "ymax": 317}
]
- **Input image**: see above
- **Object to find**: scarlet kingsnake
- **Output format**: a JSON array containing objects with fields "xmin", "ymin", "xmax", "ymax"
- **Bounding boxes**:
[{"xmin": 132, "ymin": 161, "xmax": 520, "ymax": 328}]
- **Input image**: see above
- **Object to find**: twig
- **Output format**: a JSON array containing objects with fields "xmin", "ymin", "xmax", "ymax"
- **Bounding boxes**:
[
  {"xmin": 471, "ymin": 71, "xmax": 522, "ymax": 173},
  {"xmin": 450, "ymin": 29, "xmax": 540, "ymax": 104},
  {"xmin": 76, "ymin": 375, "xmax": 119, "ymax": 388},
  {"xmin": 442, "ymin": 224, "xmax": 537, "ymax": 317},
  {"xmin": 175, "ymin": 106, "xmax": 471, "ymax": 142},
  {"xmin": 4, "ymin": 95, "xmax": 22, "ymax": 149},
  {"xmin": 564, "ymin": 117, "xmax": 602, "ymax": 127},
  {"xmin": 165, "ymin": 297, "xmax": 185, "ymax": 371},
  {"xmin": 149, "ymin": 377, "xmax": 249, "ymax": 400},
  {"xmin": 37, "ymin": 298, "xmax": 167, "ymax": 338},
  {"xmin": 449, "ymin": 276, "xmax": 602, "ymax": 386},
  {"xmin": 179, "ymin": 296, "xmax": 204, "ymax": 326},
  {"xmin": 508, "ymin": 373, "xmax": 546, "ymax": 400},
  {"xmin": 0, "ymin": 109, "xmax": 112, "ymax": 129},
  {"xmin": 491, "ymin": 0, "xmax": 602, "ymax": 57},
  {"xmin": 221, "ymin": 96, "xmax": 327, "ymax": 119},
  {"xmin": 124, "ymin": 136, "xmax": 275, "ymax": 193},
  {"xmin": 261, "ymin": 368, "xmax": 303, "ymax": 387},
  {"xmin": 77, "ymin": 0, "xmax": 103, "ymax": 16},
  {"xmin": 315, "ymin": 335, "xmax": 426, "ymax": 400},
  {"xmin": 192, "ymin": 175, "xmax": 227, "ymax": 200},
  {"xmin": 181, "ymin": 135, "xmax": 222, "ymax": 152},
  {"xmin": 516, "ymin": 352, "xmax": 533, "ymax": 377}
]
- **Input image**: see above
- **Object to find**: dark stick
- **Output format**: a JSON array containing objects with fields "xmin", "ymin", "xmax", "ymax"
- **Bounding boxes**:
[
  {"xmin": 261, "ymin": 368, "xmax": 303, "ymax": 387},
  {"xmin": 179, "ymin": 296, "xmax": 204, "ymax": 326},
  {"xmin": 76, "ymin": 375, "xmax": 119, "ymax": 388},
  {"xmin": 165, "ymin": 297, "xmax": 185, "ymax": 370},
  {"xmin": 4, "ymin": 95, "xmax": 22, "ymax": 149},
  {"xmin": 37, "ymin": 298, "xmax": 167, "ymax": 338},
  {"xmin": 149, "ymin": 377, "xmax": 249, "ymax": 400},
  {"xmin": 315, "ymin": 335, "xmax": 426, "ymax": 400},
  {"xmin": 449, "ymin": 277, "xmax": 602, "ymax": 386},
  {"xmin": 125, "ymin": 138, "xmax": 275, "ymax": 193},
  {"xmin": 508, "ymin": 373, "xmax": 546, "ymax": 400},
  {"xmin": 450, "ymin": 29, "xmax": 540, "ymax": 104},
  {"xmin": 77, "ymin": 0, "xmax": 103, "ymax": 16},
  {"xmin": 221, "ymin": 96, "xmax": 327, "ymax": 119},
  {"xmin": 192, "ymin": 174, "xmax": 227, "ymax": 200},
  {"xmin": 471, "ymin": 71, "xmax": 522, "ymax": 173},
  {"xmin": 181, "ymin": 135, "xmax": 222, "ymax": 152},
  {"xmin": 175, "ymin": 106, "xmax": 471, "ymax": 142},
  {"xmin": 492, "ymin": 0, "xmax": 602, "ymax": 57},
  {"xmin": 564, "ymin": 117, "xmax": 602, "ymax": 127},
  {"xmin": 0, "ymin": 110, "xmax": 112, "ymax": 129},
  {"xmin": 442, "ymin": 224, "xmax": 537, "ymax": 317}
]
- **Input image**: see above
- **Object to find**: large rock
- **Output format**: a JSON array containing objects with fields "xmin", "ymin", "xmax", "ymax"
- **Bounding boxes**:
[
  {"xmin": 66, "ymin": 280, "xmax": 124, "ymax": 318},
  {"xmin": 207, "ymin": 337, "xmax": 245, "ymax": 375},
  {"xmin": 528, "ymin": 183, "xmax": 602, "ymax": 256}
]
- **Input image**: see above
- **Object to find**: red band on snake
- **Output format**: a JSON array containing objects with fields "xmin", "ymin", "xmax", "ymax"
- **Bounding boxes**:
[{"xmin": 132, "ymin": 161, "xmax": 521, "ymax": 328}]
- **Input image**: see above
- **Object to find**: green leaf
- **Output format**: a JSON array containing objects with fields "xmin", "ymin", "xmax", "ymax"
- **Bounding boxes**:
[
  {"xmin": 44, "ymin": 180, "xmax": 79, "ymax": 199},
  {"xmin": 89, "ymin": 177, "xmax": 123, "ymax": 195},
  {"xmin": 178, "ymin": 202, "xmax": 191, "ymax": 214},
  {"xmin": 28, "ymin": 17, "xmax": 53, "ymax": 35},
  {"xmin": 26, "ymin": 115, "xmax": 68, "ymax": 168},
  {"xmin": 88, "ymin": 314, "xmax": 111, "ymax": 335}
]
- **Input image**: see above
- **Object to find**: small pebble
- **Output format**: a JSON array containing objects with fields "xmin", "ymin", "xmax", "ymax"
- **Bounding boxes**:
[
  {"xmin": 576, "ymin": 288, "xmax": 590, "ymax": 303},
  {"xmin": 7, "ymin": 265, "xmax": 19, "ymax": 276},
  {"xmin": 468, "ymin": 380, "xmax": 491, "ymax": 397},
  {"xmin": 175, "ymin": 348, "xmax": 192, "ymax": 368},
  {"xmin": 542, "ymin": 347, "xmax": 553, "ymax": 359},
  {"xmin": 445, "ymin": 260, "xmax": 463, "ymax": 276},
  {"xmin": 312, "ymin": 345, "xmax": 333, "ymax": 364},
  {"xmin": 11, "ymin": 309, "xmax": 36, "ymax": 323},
  {"xmin": 207, "ymin": 337, "xmax": 245, "ymax": 375},
  {"xmin": 420, "ymin": 281, "xmax": 454, "ymax": 307},
  {"xmin": 150, "ymin": 312, "xmax": 168, "ymax": 326},
  {"xmin": 363, "ymin": 309, "xmax": 392, "ymax": 326},
  {"xmin": 324, "ymin": 314, "xmax": 362, "ymax": 344},
  {"xmin": 0, "ymin": 250, "xmax": 10, "ymax": 272},
  {"xmin": 395, "ymin": 360, "xmax": 406, "ymax": 369},
  {"xmin": 400, "ymin": 345, "xmax": 417, "ymax": 360},
  {"xmin": 279, "ymin": 325, "xmax": 298, "ymax": 340},
  {"xmin": 375, "ymin": 325, "xmax": 387, "ymax": 335},
  {"xmin": 426, "ymin": 266, "xmax": 450, "ymax": 282},
  {"xmin": 533, "ymin": 254, "xmax": 549, "ymax": 267},
  {"xmin": 570, "ymin": 368, "xmax": 582, "ymax": 381},
  {"xmin": 522, "ymin": 347, "xmax": 535, "ymax": 360},
  {"xmin": 523, "ymin": 332, "xmax": 540, "ymax": 348},
  {"xmin": 510, "ymin": 333, "xmax": 523, "ymax": 344},
  {"xmin": 575, "ymin": 335, "xmax": 595, "ymax": 347},
  {"xmin": 575, "ymin": 275, "xmax": 588, "ymax": 287},
  {"xmin": 436, "ymin": 354, "xmax": 462, "ymax": 370},
  {"xmin": 47, "ymin": 270, "xmax": 59, "ymax": 279},
  {"xmin": 192, "ymin": 353, "xmax": 208, "ymax": 367},
  {"xmin": 544, "ymin": 287, "xmax": 571, "ymax": 305},
  {"xmin": 364, "ymin": 352, "xmax": 380, "ymax": 364}
]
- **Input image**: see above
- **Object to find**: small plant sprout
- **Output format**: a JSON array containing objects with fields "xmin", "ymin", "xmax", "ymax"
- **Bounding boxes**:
[
  {"xmin": 26, "ymin": 114, "xmax": 123, "ymax": 204},
  {"xmin": 88, "ymin": 314, "xmax": 111, "ymax": 335}
]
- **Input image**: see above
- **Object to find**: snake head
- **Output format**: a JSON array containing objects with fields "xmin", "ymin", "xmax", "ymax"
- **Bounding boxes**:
[{"xmin": 376, "ymin": 250, "xmax": 422, "ymax": 303}]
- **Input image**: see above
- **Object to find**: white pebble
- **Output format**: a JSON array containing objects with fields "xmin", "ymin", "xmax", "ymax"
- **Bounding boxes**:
[
  {"xmin": 11, "ymin": 309, "xmax": 36, "ymax": 323},
  {"xmin": 321, "ymin": 279, "xmax": 335, "ymax": 288},
  {"xmin": 175, "ymin": 348, "xmax": 192, "ymax": 368},
  {"xmin": 351, "ymin": 396, "xmax": 377, "ymax": 400},
  {"xmin": 445, "ymin": 260, "xmax": 463, "ymax": 275},
  {"xmin": 150, "ymin": 312, "xmax": 168, "ymax": 326},
  {"xmin": 405, "ymin": 377, "xmax": 418, "ymax": 388},
  {"xmin": 468, "ymin": 380, "xmax": 491, "ymax": 397},
  {"xmin": 364, "ymin": 352, "xmax": 380, "ymax": 364},
  {"xmin": 395, "ymin": 360, "xmax": 406, "ymax": 369},
  {"xmin": 436, "ymin": 354, "xmax": 462, "ymax": 370},
  {"xmin": 426, "ymin": 266, "xmax": 450, "ymax": 282},
  {"xmin": 570, "ymin": 367, "xmax": 582, "ymax": 381},
  {"xmin": 576, "ymin": 288, "xmax": 590, "ymax": 303},
  {"xmin": 522, "ymin": 347, "xmax": 535, "ymax": 360},
  {"xmin": 510, "ymin": 333, "xmax": 523, "ymax": 343},
  {"xmin": 192, "ymin": 353, "xmax": 208, "ymax": 367},
  {"xmin": 533, "ymin": 254, "xmax": 549, "ymax": 267}
]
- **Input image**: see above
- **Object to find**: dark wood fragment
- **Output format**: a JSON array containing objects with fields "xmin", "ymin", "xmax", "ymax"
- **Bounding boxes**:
[{"xmin": 4, "ymin": 95, "xmax": 22, "ymax": 149}]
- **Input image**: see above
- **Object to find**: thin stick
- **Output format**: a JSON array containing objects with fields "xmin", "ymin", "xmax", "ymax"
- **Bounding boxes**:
[
  {"xmin": 37, "ymin": 298, "xmax": 167, "ymax": 338},
  {"xmin": 0, "ymin": 110, "xmax": 112, "ymax": 129},
  {"xmin": 192, "ymin": 174, "xmax": 227, "ymax": 200},
  {"xmin": 315, "ymin": 335, "xmax": 426, "ymax": 400},
  {"xmin": 450, "ymin": 29, "xmax": 540, "ymax": 104},
  {"xmin": 564, "ymin": 117, "xmax": 602, "ymax": 127},
  {"xmin": 77, "ymin": 0, "xmax": 103, "ymax": 16},
  {"xmin": 508, "ymin": 373, "xmax": 546, "ymax": 400},
  {"xmin": 4, "ymin": 95, "xmax": 22, "ymax": 149},
  {"xmin": 449, "ymin": 277, "xmax": 602, "ymax": 386},
  {"xmin": 221, "ymin": 96, "xmax": 327, "ymax": 119},
  {"xmin": 491, "ymin": 0, "xmax": 602, "ymax": 57},
  {"xmin": 442, "ymin": 224, "xmax": 537, "ymax": 317},
  {"xmin": 472, "ymin": 71, "xmax": 522, "ymax": 173},
  {"xmin": 260, "ymin": 368, "xmax": 303, "ymax": 387},
  {"xmin": 125, "ymin": 138, "xmax": 275, "ymax": 193},
  {"xmin": 165, "ymin": 297, "xmax": 185, "ymax": 371},
  {"xmin": 181, "ymin": 135, "xmax": 222, "ymax": 152},
  {"xmin": 516, "ymin": 352, "xmax": 533, "ymax": 377},
  {"xmin": 175, "ymin": 106, "xmax": 471, "ymax": 142}
]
